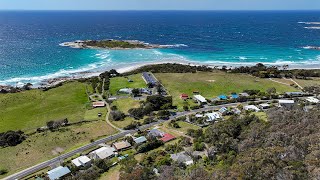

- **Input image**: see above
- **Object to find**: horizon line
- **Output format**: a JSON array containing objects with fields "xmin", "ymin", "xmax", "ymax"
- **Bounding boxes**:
[{"xmin": 0, "ymin": 9, "xmax": 320, "ymax": 11}]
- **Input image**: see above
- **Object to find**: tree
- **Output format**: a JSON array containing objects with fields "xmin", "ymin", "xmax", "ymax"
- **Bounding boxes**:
[
  {"xmin": 132, "ymin": 88, "xmax": 140, "ymax": 97},
  {"xmin": 110, "ymin": 110, "xmax": 126, "ymax": 121},
  {"xmin": 0, "ymin": 130, "xmax": 26, "ymax": 147}
]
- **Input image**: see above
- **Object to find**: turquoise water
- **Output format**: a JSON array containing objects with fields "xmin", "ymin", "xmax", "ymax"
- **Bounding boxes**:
[{"xmin": 0, "ymin": 11, "xmax": 320, "ymax": 86}]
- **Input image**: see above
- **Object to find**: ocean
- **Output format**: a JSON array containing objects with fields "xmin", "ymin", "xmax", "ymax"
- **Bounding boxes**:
[{"xmin": 0, "ymin": 11, "xmax": 320, "ymax": 86}]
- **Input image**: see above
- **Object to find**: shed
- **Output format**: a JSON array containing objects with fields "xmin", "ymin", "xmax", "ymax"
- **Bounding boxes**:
[
  {"xmin": 218, "ymin": 95, "xmax": 228, "ymax": 100},
  {"xmin": 180, "ymin": 94, "xmax": 189, "ymax": 100},
  {"xmin": 47, "ymin": 166, "xmax": 71, "ymax": 180},
  {"xmin": 278, "ymin": 100, "xmax": 295, "ymax": 108},
  {"xmin": 92, "ymin": 101, "xmax": 106, "ymax": 108},
  {"xmin": 193, "ymin": 95, "xmax": 207, "ymax": 104}
]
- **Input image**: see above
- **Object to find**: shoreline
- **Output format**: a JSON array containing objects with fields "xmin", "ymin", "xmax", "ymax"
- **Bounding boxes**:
[{"xmin": 1, "ymin": 59, "xmax": 320, "ymax": 88}]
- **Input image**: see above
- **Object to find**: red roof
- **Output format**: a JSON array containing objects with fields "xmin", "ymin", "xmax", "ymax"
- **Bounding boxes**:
[
  {"xmin": 160, "ymin": 133, "xmax": 176, "ymax": 143},
  {"xmin": 180, "ymin": 94, "xmax": 189, "ymax": 99}
]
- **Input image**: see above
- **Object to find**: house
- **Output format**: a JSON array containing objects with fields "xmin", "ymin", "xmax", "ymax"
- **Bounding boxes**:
[
  {"xmin": 244, "ymin": 105, "xmax": 260, "ymax": 112},
  {"xmin": 142, "ymin": 72, "xmax": 157, "ymax": 87},
  {"xmin": 259, "ymin": 103, "xmax": 270, "ymax": 110},
  {"xmin": 285, "ymin": 92, "xmax": 304, "ymax": 97},
  {"xmin": 160, "ymin": 133, "xmax": 176, "ymax": 143},
  {"xmin": 218, "ymin": 95, "xmax": 228, "ymax": 100},
  {"xmin": 205, "ymin": 112, "xmax": 221, "ymax": 122},
  {"xmin": 118, "ymin": 88, "xmax": 133, "ymax": 94},
  {"xmin": 278, "ymin": 100, "xmax": 295, "ymax": 108},
  {"xmin": 89, "ymin": 146, "xmax": 115, "ymax": 160},
  {"xmin": 232, "ymin": 108, "xmax": 241, "ymax": 115},
  {"xmin": 47, "ymin": 166, "xmax": 71, "ymax": 180},
  {"xmin": 170, "ymin": 152, "xmax": 194, "ymax": 166},
  {"xmin": 230, "ymin": 94, "xmax": 239, "ymax": 99},
  {"xmin": 219, "ymin": 107, "xmax": 229, "ymax": 115},
  {"xmin": 92, "ymin": 101, "xmax": 106, "ymax": 108},
  {"xmin": 239, "ymin": 92, "xmax": 250, "ymax": 97},
  {"xmin": 193, "ymin": 95, "xmax": 207, "ymax": 104},
  {"xmin": 113, "ymin": 141, "xmax": 131, "ymax": 151},
  {"xmin": 140, "ymin": 88, "xmax": 152, "ymax": 95},
  {"xmin": 71, "ymin": 156, "xmax": 91, "ymax": 167},
  {"xmin": 180, "ymin": 94, "xmax": 189, "ymax": 100},
  {"xmin": 148, "ymin": 129, "xmax": 165, "ymax": 138},
  {"xmin": 306, "ymin": 97, "xmax": 319, "ymax": 104},
  {"xmin": 134, "ymin": 136, "xmax": 147, "ymax": 144}
]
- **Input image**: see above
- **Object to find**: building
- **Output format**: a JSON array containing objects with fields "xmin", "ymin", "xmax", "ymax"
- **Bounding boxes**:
[
  {"xmin": 180, "ymin": 94, "xmax": 189, "ymax": 100},
  {"xmin": 89, "ymin": 146, "xmax": 115, "ymax": 160},
  {"xmin": 205, "ymin": 112, "xmax": 221, "ymax": 122},
  {"xmin": 239, "ymin": 92, "xmax": 250, "ymax": 97},
  {"xmin": 92, "ymin": 101, "xmax": 106, "ymax": 108},
  {"xmin": 113, "ymin": 141, "xmax": 132, "ymax": 151},
  {"xmin": 278, "ymin": 100, "xmax": 295, "ymax": 108},
  {"xmin": 118, "ymin": 88, "xmax": 133, "ymax": 94},
  {"xmin": 306, "ymin": 97, "xmax": 320, "ymax": 104},
  {"xmin": 148, "ymin": 129, "xmax": 165, "ymax": 138},
  {"xmin": 170, "ymin": 152, "xmax": 194, "ymax": 166},
  {"xmin": 285, "ymin": 92, "xmax": 305, "ymax": 97},
  {"xmin": 160, "ymin": 133, "xmax": 176, "ymax": 143},
  {"xmin": 232, "ymin": 108, "xmax": 242, "ymax": 115},
  {"xmin": 71, "ymin": 156, "xmax": 92, "ymax": 167},
  {"xmin": 259, "ymin": 103, "xmax": 271, "ymax": 110},
  {"xmin": 142, "ymin": 72, "xmax": 157, "ymax": 86},
  {"xmin": 134, "ymin": 136, "xmax": 147, "ymax": 144},
  {"xmin": 219, "ymin": 107, "xmax": 229, "ymax": 115},
  {"xmin": 140, "ymin": 88, "xmax": 152, "ymax": 95},
  {"xmin": 244, "ymin": 105, "xmax": 260, "ymax": 112},
  {"xmin": 230, "ymin": 94, "xmax": 239, "ymax": 99},
  {"xmin": 193, "ymin": 95, "xmax": 207, "ymax": 104},
  {"xmin": 47, "ymin": 166, "xmax": 71, "ymax": 180},
  {"xmin": 218, "ymin": 95, "xmax": 228, "ymax": 100}
]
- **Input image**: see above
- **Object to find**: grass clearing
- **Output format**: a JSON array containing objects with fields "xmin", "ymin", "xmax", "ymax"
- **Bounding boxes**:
[
  {"xmin": 84, "ymin": 107, "xmax": 107, "ymax": 121},
  {"xmin": 111, "ymin": 117, "xmax": 143, "ymax": 129},
  {"xmin": 294, "ymin": 78, "xmax": 320, "ymax": 87},
  {"xmin": 252, "ymin": 112, "xmax": 268, "ymax": 122},
  {"xmin": 111, "ymin": 98, "xmax": 141, "ymax": 113},
  {"xmin": 155, "ymin": 72, "xmax": 297, "ymax": 110},
  {"xmin": 109, "ymin": 74, "xmax": 146, "ymax": 95},
  {"xmin": 165, "ymin": 121, "xmax": 200, "ymax": 135},
  {"xmin": 0, "ymin": 121, "xmax": 117, "ymax": 178},
  {"xmin": 0, "ymin": 81, "xmax": 91, "ymax": 132},
  {"xmin": 99, "ymin": 165, "xmax": 121, "ymax": 180}
]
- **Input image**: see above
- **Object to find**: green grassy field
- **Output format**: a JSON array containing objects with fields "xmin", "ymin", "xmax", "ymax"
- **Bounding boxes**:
[
  {"xmin": 0, "ymin": 81, "xmax": 92, "ymax": 132},
  {"xmin": 294, "ymin": 78, "xmax": 320, "ymax": 87},
  {"xmin": 109, "ymin": 74, "xmax": 146, "ymax": 95},
  {"xmin": 111, "ymin": 98, "xmax": 141, "ymax": 113},
  {"xmin": 0, "ymin": 121, "xmax": 117, "ymax": 178},
  {"xmin": 155, "ymin": 72, "xmax": 297, "ymax": 109}
]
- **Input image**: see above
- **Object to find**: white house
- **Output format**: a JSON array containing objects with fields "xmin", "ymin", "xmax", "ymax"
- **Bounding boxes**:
[
  {"xmin": 89, "ymin": 146, "xmax": 115, "ymax": 160},
  {"xmin": 306, "ymin": 97, "xmax": 319, "ymax": 104},
  {"xmin": 205, "ymin": 112, "xmax": 221, "ymax": 122},
  {"xmin": 278, "ymin": 100, "xmax": 295, "ymax": 108},
  {"xmin": 71, "ymin": 156, "xmax": 91, "ymax": 167},
  {"xmin": 244, "ymin": 105, "xmax": 260, "ymax": 112},
  {"xmin": 47, "ymin": 166, "xmax": 71, "ymax": 180},
  {"xmin": 193, "ymin": 95, "xmax": 207, "ymax": 104}
]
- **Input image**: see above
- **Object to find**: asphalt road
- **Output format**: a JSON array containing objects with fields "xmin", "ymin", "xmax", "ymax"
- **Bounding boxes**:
[{"xmin": 4, "ymin": 97, "xmax": 304, "ymax": 180}]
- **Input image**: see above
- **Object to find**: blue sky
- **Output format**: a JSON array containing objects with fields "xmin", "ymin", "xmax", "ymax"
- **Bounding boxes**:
[{"xmin": 0, "ymin": 0, "xmax": 319, "ymax": 10}]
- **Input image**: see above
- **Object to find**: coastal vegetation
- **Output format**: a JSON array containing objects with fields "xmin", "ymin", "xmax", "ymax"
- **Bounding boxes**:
[{"xmin": 85, "ymin": 40, "xmax": 147, "ymax": 49}]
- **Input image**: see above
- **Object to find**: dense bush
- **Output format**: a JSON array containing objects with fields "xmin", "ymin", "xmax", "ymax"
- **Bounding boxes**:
[
  {"xmin": 137, "ymin": 138, "xmax": 163, "ymax": 153},
  {"xmin": 0, "ymin": 130, "xmax": 26, "ymax": 147},
  {"xmin": 109, "ymin": 110, "xmax": 126, "ymax": 121}
]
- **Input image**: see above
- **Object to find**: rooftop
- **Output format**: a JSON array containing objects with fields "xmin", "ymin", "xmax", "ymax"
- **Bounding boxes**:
[
  {"xmin": 71, "ymin": 156, "xmax": 91, "ymax": 167},
  {"xmin": 194, "ymin": 95, "xmax": 207, "ymax": 103},
  {"xmin": 113, "ymin": 141, "xmax": 131, "ymax": 150},
  {"xmin": 47, "ymin": 166, "xmax": 71, "ymax": 180},
  {"xmin": 89, "ymin": 146, "xmax": 115, "ymax": 159},
  {"xmin": 171, "ymin": 152, "xmax": 194, "ymax": 165},
  {"xmin": 160, "ymin": 133, "xmax": 176, "ymax": 142},
  {"xmin": 206, "ymin": 112, "xmax": 221, "ymax": 122},
  {"xmin": 134, "ymin": 136, "xmax": 147, "ymax": 144}
]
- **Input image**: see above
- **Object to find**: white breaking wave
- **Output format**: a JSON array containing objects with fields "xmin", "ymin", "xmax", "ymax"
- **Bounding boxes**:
[
  {"xmin": 304, "ymin": 27, "xmax": 320, "ymax": 30},
  {"xmin": 159, "ymin": 44, "xmax": 188, "ymax": 48},
  {"xmin": 298, "ymin": 22, "xmax": 320, "ymax": 25}
]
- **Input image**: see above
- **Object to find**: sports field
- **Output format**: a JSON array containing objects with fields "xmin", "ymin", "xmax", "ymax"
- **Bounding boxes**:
[
  {"xmin": 155, "ymin": 72, "xmax": 297, "ymax": 109},
  {"xmin": 0, "ymin": 81, "xmax": 92, "ymax": 132}
]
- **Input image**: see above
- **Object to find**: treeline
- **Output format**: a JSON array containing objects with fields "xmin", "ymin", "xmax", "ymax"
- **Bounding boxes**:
[
  {"xmin": 123, "ymin": 63, "xmax": 213, "ymax": 75},
  {"xmin": 231, "ymin": 63, "xmax": 320, "ymax": 78}
]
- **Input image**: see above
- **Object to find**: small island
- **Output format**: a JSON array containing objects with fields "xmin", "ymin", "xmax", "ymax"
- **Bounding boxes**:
[{"xmin": 60, "ymin": 39, "xmax": 166, "ymax": 49}]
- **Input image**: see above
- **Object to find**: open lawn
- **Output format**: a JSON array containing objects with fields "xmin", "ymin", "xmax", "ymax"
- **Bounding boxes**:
[
  {"xmin": 252, "ymin": 112, "xmax": 268, "ymax": 122},
  {"xmin": 155, "ymin": 72, "xmax": 297, "ymax": 109},
  {"xmin": 84, "ymin": 107, "xmax": 107, "ymax": 121},
  {"xmin": 111, "ymin": 98, "xmax": 141, "ymax": 113},
  {"xmin": 294, "ymin": 78, "xmax": 320, "ymax": 87},
  {"xmin": 99, "ymin": 165, "xmax": 121, "ymax": 180},
  {"xmin": 0, "ymin": 121, "xmax": 117, "ymax": 178},
  {"xmin": 109, "ymin": 74, "xmax": 146, "ymax": 95},
  {"xmin": 0, "ymin": 81, "xmax": 92, "ymax": 132},
  {"xmin": 111, "ymin": 117, "xmax": 144, "ymax": 129},
  {"xmin": 165, "ymin": 121, "xmax": 200, "ymax": 135}
]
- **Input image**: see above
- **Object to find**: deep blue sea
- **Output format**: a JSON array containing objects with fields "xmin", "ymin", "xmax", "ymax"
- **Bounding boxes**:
[{"xmin": 1, "ymin": 11, "xmax": 320, "ymax": 86}]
